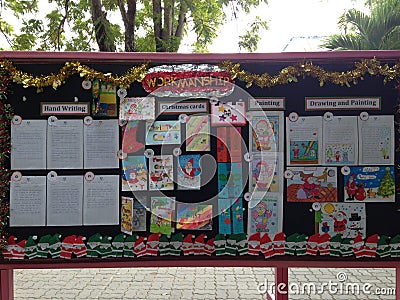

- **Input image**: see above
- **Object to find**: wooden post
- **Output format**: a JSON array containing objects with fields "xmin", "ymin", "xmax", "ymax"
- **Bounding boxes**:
[{"xmin": 0, "ymin": 269, "xmax": 13, "ymax": 300}]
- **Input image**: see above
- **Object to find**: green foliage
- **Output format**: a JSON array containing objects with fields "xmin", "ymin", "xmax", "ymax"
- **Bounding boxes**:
[
  {"xmin": 1, "ymin": 0, "xmax": 268, "ymax": 52},
  {"xmin": 322, "ymin": 0, "xmax": 400, "ymax": 50}
]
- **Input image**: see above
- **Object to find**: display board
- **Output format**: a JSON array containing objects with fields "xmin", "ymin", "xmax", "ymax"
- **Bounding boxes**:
[{"xmin": 1, "ymin": 51, "xmax": 400, "ymax": 260}]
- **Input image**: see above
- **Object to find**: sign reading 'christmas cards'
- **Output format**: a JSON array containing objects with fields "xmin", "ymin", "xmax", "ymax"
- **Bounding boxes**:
[{"xmin": 343, "ymin": 166, "xmax": 395, "ymax": 202}]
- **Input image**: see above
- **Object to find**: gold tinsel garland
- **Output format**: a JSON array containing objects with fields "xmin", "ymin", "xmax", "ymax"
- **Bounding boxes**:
[
  {"xmin": 1, "ymin": 57, "xmax": 400, "ymax": 91},
  {"xmin": 218, "ymin": 58, "xmax": 400, "ymax": 88},
  {"xmin": 0, "ymin": 60, "xmax": 149, "ymax": 92}
]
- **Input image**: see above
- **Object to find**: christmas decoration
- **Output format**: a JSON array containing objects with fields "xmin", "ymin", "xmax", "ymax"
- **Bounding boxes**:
[{"xmin": 377, "ymin": 167, "xmax": 395, "ymax": 198}]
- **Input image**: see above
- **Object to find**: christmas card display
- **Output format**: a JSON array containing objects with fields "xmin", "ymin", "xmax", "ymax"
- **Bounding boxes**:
[
  {"xmin": 121, "ymin": 196, "xmax": 133, "ymax": 235},
  {"xmin": 286, "ymin": 116, "xmax": 322, "ymax": 165},
  {"xmin": 177, "ymin": 154, "xmax": 201, "ymax": 190},
  {"xmin": 249, "ymin": 153, "xmax": 283, "ymax": 193},
  {"xmin": 247, "ymin": 192, "xmax": 281, "ymax": 236},
  {"xmin": 216, "ymin": 127, "xmax": 242, "ymax": 162},
  {"xmin": 318, "ymin": 202, "xmax": 366, "ymax": 238},
  {"xmin": 119, "ymin": 97, "xmax": 155, "ymax": 120},
  {"xmin": 343, "ymin": 166, "xmax": 395, "ymax": 202},
  {"xmin": 149, "ymin": 197, "xmax": 175, "ymax": 235},
  {"xmin": 248, "ymin": 111, "xmax": 284, "ymax": 153},
  {"xmin": 210, "ymin": 100, "xmax": 246, "ymax": 126},
  {"xmin": 186, "ymin": 115, "xmax": 210, "ymax": 151},
  {"xmin": 132, "ymin": 199, "xmax": 147, "ymax": 232},
  {"xmin": 149, "ymin": 155, "xmax": 174, "ymax": 190},
  {"xmin": 92, "ymin": 80, "xmax": 117, "ymax": 117},
  {"xmin": 145, "ymin": 120, "xmax": 181, "ymax": 145},
  {"xmin": 122, "ymin": 121, "xmax": 144, "ymax": 154},
  {"xmin": 121, "ymin": 156, "xmax": 148, "ymax": 191},
  {"xmin": 176, "ymin": 203, "xmax": 212, "ymax": 230},
  {"xmin": 286, "ymin": 167, "xmax": 338, "ymax": 202},
  {"xmin": 322, "ymin": 116, "xmax": 358, "ymax": 165}
]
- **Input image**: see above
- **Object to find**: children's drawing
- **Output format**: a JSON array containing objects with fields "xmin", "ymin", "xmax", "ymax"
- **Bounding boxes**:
[
  {"xmin": 323, "ymin": 116, "xmax": 358, "ymax": 165},
  {"xmin": 249, "ymin": 153, "xmax": 282, "ymax": 193},
  {"xmin": 186, "ymin": 115, "xmax": 210, "ymax": 151},
  {"xmin": 248, "ymin": 111, "xmax": 283, "ymax": 152},
  {"xmin": 358, "ymin": 115, "xmax": 394, "ymax": 165},
  {"xmin": 319, "ymin": 202, "xmax": 366, "ymax": 238},
  {"xmin": 146, "ymin": 120, "xmax": 181, "ymax": 145},
  {"xmin": 218, "ymin": 197, "xmax": 232, "ymax": 234},
  {"xmin": 210, "ymin": 101, "xmax": 246, "ymax": 126},
  {"xmin": 286, "ymin": 167, "xmax": 337, "ymax": 202},
  {"xmin": 119, "ymin": 97, "xmax": 155, "ymax": 120},
  {"xmin": 176, "ymin": 204, "xmax": 212, "ymax": 230},
  {"xmin": 150, "ymin": 197, "xmax": 175, "ymax": 235},
  {"xmin": 344, "ymin": 166, "xmax": 395, "ymax": 202},
  {"xmin": 218, "ymin": 163, "xmax": 243, "ymax": 199},
  {"xmin": 247, "ymin": 193, "xmax": 280, "ymax": 235},
  {"xmin": 121, "ymin": 196, "xmax": 133, "ymax": 235},
  {"xmin": 149, "ymin": 155, "xmax": 174, "ymax": 190},
  {"xmin": 177, "ymin": 154, "xmax": 201, "ymax": 190},
  {"xmin": 286, "ymin": 116, "xmax": 322, "ymax": 165},
  {"xmin": 121, "ymin": 156, "xmax": 148, "ymax": 191},
  {"xmin": 92, "ymin": 80, "xmax": 117, "ymax": 117},
  {"xmin": 132, "ymin": 199, "xmax": 147, "ymax": 232},
  {"xmin": 122, "ymin": 121, "xmax": 144, "ymax": 154}
]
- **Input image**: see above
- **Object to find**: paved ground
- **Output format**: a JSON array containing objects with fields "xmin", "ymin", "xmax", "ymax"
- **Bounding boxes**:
[{"xmin": 13, "ymin": 267, "xmax": 395, "ymax": 299}]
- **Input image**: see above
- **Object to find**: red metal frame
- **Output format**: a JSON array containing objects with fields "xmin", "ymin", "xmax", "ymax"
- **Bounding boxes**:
[{"xmin": 1, "ymin": 258, "xmax": 399, "ymax": 300}]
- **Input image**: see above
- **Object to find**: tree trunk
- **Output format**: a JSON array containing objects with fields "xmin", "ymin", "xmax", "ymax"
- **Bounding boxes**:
[
  {"xmin": 118, "ymin": 0, "xmax": 137, "ymax": 52},
  {"xmin": 152, "ymin": 0, "xmax": 164, "ymax": 51},
  {"xmin": 91, "ymin": 0, "xmax": 116, "ymax": 52}
]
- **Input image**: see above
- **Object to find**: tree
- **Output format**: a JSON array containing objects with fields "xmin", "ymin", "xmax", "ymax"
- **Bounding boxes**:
[
  {"xmin": 322, "ymin": 0, "xmax": 400, "ymax": 50},
  {"xmin": 377, "ymin": 168, "xmax": 395, "ymax": 198},
  {"xmin": 0, "ymin": 0, "xmax": 268, "ymax": 52}
]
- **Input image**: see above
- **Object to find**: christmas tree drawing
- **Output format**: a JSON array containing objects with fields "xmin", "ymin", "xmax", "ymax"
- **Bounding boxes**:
[{"xmin": 377, "ymin": 167, "xmax": 395, "ymax": 198}]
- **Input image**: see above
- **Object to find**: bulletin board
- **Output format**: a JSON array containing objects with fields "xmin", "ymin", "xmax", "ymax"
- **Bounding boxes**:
[{"xmin": 1, "ymin": 51, "xmax": 400, "ymax": 261}]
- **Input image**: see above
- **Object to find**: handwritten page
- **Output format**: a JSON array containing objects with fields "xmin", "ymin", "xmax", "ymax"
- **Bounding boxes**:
[
  {"xmin": 286, "ymin": 116, "xmax": 322, "ymax": 165},
  {"xmin": 11, "ymin": 120, "xmax": 47, "ymax": 170},
  {"xmin": 47, "ymin": 175, "xmax": 83, "ymax": 226},
  {"xmin": 84, "ymin": 119, "xmax": 119, "ymax": 169},
  {"xmin": 83, "ymin": 175, "xmax": 119, "ymax": 225},
  {"xmin": 323, "ymin": 116, "xmax": 358, "ymax": 165},
  {"xmin": 9, "ymin": 176, "xmax": 46, "ymax": 226},
  {"xmin": 358, "ymin": 115, "xmax": 394, "ymax": 165},
  {"xmin": 47, "ymin": 119, "xmax": 83, "ymax": 169}
]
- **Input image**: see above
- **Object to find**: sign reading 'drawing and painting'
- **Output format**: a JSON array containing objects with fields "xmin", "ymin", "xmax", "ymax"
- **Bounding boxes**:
[
  {"xmin": 41, "ymin": 102, "xmax": 90, "ymax": 116},
  {"xmin": 305, "ymin": 97, "xmax": 381, "ymax": 111}
]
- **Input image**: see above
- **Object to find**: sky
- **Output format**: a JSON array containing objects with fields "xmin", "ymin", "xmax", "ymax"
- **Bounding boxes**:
[
  {"xmin": 192, "ymin": 0, "xmax": 368, "ymax": 53},
  {"xmin": 1, "ymin": 0, "xmax": 368, "ymax": 52}
]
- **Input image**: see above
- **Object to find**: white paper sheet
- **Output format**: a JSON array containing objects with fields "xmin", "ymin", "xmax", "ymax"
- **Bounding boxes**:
[
  {"xmin": 47, "ymin": 175, "xmax": 83, "ymax": 226},
  {"xmin": 84, "ymin": 119, "xmax": 119, "ymax": 169},
  {"xmin": 9, "ymin": 176, "xmax": 46, "ymax": 227},
  {"xmin": 11, "ymin": 120, "xmax": 47, "ymax": 170},
  {"xmin": 322, "ymin": 116, "xmax": 358, "ymax": 165},
  {"xmin": 358, "ymin": 115, "xmax": 394, "ymax": 165},
  {"xmin": 83, "ymin": 175, "xmax": 119, "ymax": 225},
  {"xmin": 47, "ymin": 119, "xmax": 83, "ymax": 169},
  {"xmin": 286, "ymin": 116, "xmax": 322, "ymax": 165}
]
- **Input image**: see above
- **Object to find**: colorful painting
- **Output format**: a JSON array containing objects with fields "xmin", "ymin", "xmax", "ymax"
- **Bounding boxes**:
[
  {"xmin": 319, "ymin": 202, "xmax": 366, "ymax": 238},
  {"xmin": 176, "ymin": 204, "xmax": 212, "ymax": 230},
  {"xmin": 92, "ymin": 79, "xmax": 117, "ymax": 117},
  {"xmin": 344, "ymin": 166, "xmax": 395, "ymax": 202},
  {"xmin": 150, "ymin": 197, "xmax": 175, "ymax": 235},
  {"xmin": 286, "ymin": 167, "xmax": 337, "ymax": 202},
  {"xmin": 247, "ymin": 193, "xmax": 280, "ymax": 235},
  {"xmin": 177, "ymin": 154, "xmax": 201, "ymax": 190},
  {"xmin": 122, "ymin": 121, "xmax": 144, "ymax": 154},
  {"xmin": 121, "ymin": 156, "xmax": 148, "ymax": 191},
  {"xmin": 121, "ymin": 196, "xmax": 133, "ymax": 235},
  {"xmin": 249, "ymin": 153, "xmax": 282, "ymax": 193},
  {"xmin": 149, "ymin": 155, "xmax": 174, "ymax": 190},
  {"xmin": 248, "ymin": 111, "xmax": 283, "ymax": 152},
  {"xmin": 186, "ymin": 115, "xmax": 210, "ymax": 151},
  {"xmin": 119, "ymin": 97, "xmax": 155, "ymax": 120},
  {"xmin": 324, "ymin": 143, "xmax": 356, "ymax": 165},
  {"xmin": 132, "ymin": 198, "xmax": 147, "ymax": 232},
  {"xmin": 146, "ymin": 120, "xmax": 181, "ymax": 145}
]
